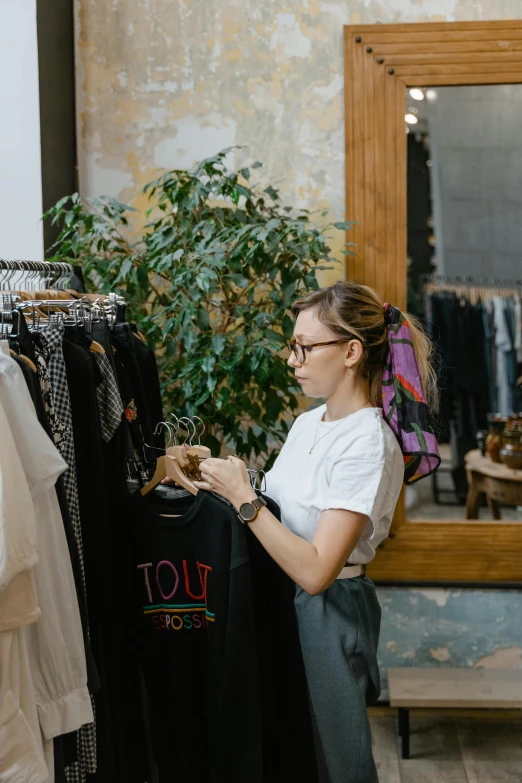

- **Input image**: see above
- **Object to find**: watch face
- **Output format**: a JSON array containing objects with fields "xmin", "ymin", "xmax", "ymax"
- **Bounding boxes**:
[{"xmin": 239, "ymin": 502, "xmax": 256, "ymax": 521}]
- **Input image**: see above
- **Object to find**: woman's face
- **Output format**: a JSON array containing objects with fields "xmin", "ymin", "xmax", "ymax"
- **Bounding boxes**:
[{"xmin": 288, "ymin": 308, "xmax": 359, "ymax": 399}]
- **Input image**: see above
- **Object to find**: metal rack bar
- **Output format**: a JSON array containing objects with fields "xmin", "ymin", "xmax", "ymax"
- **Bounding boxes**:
[{"xmin": 423, "ymin": 273, "xmax": 522, "ymax": 289}]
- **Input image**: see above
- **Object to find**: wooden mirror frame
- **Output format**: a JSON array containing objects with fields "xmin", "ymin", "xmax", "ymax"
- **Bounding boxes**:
[{"xmin": 344, "ymin": 20, "xmax": 522, "ymax": 585}]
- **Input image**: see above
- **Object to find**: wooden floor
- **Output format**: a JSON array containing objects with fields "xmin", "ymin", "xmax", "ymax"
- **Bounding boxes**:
[{"xmin": 370, "ymin": 710, "xmax": 522, "ymax": 783}]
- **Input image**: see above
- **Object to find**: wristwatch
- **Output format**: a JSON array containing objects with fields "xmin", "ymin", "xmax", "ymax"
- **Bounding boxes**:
[{"xmin": 238, "ymin": 495, "xmax": 267, "ymax": 523}]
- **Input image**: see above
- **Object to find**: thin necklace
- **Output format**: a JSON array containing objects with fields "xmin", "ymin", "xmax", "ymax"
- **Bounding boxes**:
[{"xmin": 309, "ymin": 402, "xmax": 372, "ymax": 454}]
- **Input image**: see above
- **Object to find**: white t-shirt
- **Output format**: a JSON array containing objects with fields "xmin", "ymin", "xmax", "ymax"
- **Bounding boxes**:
[{"xmin": 265, "ymin": 405, "xmax": 404, "ymax": 565}]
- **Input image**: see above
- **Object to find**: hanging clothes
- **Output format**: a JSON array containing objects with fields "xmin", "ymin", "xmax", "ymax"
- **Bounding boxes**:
[
  {"xmin": 425, "ymin": 288, "xmax": 522, "ymax": 488},
  {"xmin": 0, "ymin": 344, "xmax": 93, "ymax": 782},
  {"xmin": 0, "ymin": 390, "xmax": 44, "ymax": 783},
  {"xmin": 0, "ymin": 268, "xmax": 166, "ymax": 783},
  {"xmin": 31, "ymin": 324, "xmax": 97, "ymax": 783},
  {"xmin": 112, "ymin": 323, "xmax": 156, "ymax": 449},
  {"xmin": 122, "ymin": 488, "xmax": 318, "ymax": 782},
  {"xmin": 129, "ymin": 330, "xmax": 165, "ymax": 451},
  {"xmin": 493, "ymin": 296, "xmax": 514, "ymax": 418},
  {"xmin": 1, "ymin": 272, "xmax": 316, "ymax": 783},
  {"xmin": 94, "ymin": 351, "xmax": 124, "ymax": 443}
]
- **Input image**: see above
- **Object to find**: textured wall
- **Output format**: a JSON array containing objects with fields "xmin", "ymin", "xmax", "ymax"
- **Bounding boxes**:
[
  {"xmin": 75, "ymin": 0, "xmax": 522, "ymax": 676},
  {"xmin": 377, "ymin": 587, "xmax": 522, "ymax": 697},
  {"xmin": 75, "ymin": 0, "xmax": 522, "ymax": 271}
]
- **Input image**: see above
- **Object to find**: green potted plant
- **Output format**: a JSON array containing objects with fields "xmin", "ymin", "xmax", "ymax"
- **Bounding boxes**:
[{"xmin": 45, "ymin": 148, "xmax": 353, "ymax": 467}]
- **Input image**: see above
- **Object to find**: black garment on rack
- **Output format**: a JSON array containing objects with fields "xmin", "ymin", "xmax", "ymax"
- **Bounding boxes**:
[
  {"xmin": 111, "ymin": 337, "xmax": 145, "ymax": 455},
  {"xmin": 450, "ymin": 301, "xmax": 491, "ymax": 490},
  {"xmin": 426, "ymin": 292, "xmax": 456, "ymax": 444},
  {"xmin": 427, "ymin": 295, "xmax": 491, "ymax": 431},
  {"xmin": 63, "ymin": 328, "xmax": 145, "ymax": 783},
  {"xmin": 12, "ymin": 356, "xmax": 53, "ymax": 439},
  {"xmin": 504, "ymin": 298, "xmax": 522, "ymax": 412},
  {"xmin": 130, "ymin": 330, "xmax": 164, "ymax": 450},
  {"xmin": 112, "ymin": 323, "xmax": 155, "ymax": 449},
  {"xmin": 88, "ymin": 389, "xmax": 150, "ymax": 782},
  {"xmin": 127, "ymin": 489, "xmax": 263, "ymax": 783},
  {"xmin": 90, "ymin": 319, "xmax": 135, "ymax": 460},
  {"xmin": 62, "ymin": 334, "xmax": 108, "ymax": 664},
  {"xmin": 62, "ymin": 330, "xmax": 106, "ymax": 556},
  {"xmin": 427, "ymin": 292, "xmax": 497, "ymax": 499},
  {"xmin": 9, "ymin": 310, "xmax": 38, "ymax": 366},
  {"xmin": 244, "ymin": 525, "xmax": 318, "ymax": 782},
  {"xmin": 59, "ymin": 321, "xmax": 148, "ymax": 782},
  {"xmin": 124, "ymin": 488, "xmax": 318, "ymax": 783}
]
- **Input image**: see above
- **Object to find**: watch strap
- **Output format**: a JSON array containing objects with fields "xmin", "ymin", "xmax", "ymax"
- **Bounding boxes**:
[{"xmin": 238, "ymin": 494, "xmax": 267, "ymax": 523}]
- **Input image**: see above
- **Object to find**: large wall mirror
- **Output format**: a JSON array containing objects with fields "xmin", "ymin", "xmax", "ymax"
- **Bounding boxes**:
[{"xmin": 344, "ymin": 21, "xmax": 522, "ymax": 584}]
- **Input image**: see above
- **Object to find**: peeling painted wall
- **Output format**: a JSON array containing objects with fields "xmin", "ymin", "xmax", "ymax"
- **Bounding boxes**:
[
  {"xmin": 377, "ymin": 588, "xmax": 522, "ymax": 697},
  {"xmin": 75, "ymin": 0, "xmax": 522, "ymax": 277},
  {"xmin": 75, "ymin": 0, "xmax": 522, "ymax": 676}
]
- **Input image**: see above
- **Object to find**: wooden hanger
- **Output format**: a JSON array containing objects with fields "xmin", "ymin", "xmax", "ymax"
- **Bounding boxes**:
[
  {"xmin": 141, "ymin": 454, "xmax": 198, "ymax": 496},
  {"xmin": 169, "ymin": 417, "xmax": 211, "ymax": 480},
  {"xmin": 89, "ymin": 340, "xmax": 105, "ymax": 355},
  {"xmin": 3, "ymin": 318, "xmax": 38, "ymax": 373},
  {"xmin": 17, "ymin": 353, "xmax": 38, "ymax": 373},
  {"xmin": 8, "ymin": 345, "xmax": 37, "ymax": 373}
]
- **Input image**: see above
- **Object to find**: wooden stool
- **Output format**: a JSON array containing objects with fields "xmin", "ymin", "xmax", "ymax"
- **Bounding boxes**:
[
  {"xmin": 388, "ymin": 668, "xmax": 522, "ymax": 759},
  {"xmin": 465, "ymin": 449, "xmax": 522, "ymax": 520}
]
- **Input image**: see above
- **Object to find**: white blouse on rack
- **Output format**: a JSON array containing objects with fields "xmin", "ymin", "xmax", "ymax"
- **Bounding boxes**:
[{"xmin": 0, "ymin": 344, "xmax": 93, "ymax": 781}]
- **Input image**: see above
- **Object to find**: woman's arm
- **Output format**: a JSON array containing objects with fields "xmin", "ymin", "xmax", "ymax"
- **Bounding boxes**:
[{"xmin": 194, "ymin": 456, "xmax": 368, "ymax": 596}]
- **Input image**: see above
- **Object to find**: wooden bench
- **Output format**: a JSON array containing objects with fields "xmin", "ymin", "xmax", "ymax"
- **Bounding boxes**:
[{"xmin": 387, "ymin": 668, "xmax": 522, "ymax": 759}]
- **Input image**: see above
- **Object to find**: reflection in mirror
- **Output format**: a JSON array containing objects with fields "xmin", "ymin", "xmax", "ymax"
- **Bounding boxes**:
[{"xmin": 405, "ymin": 84, "xmax": 522, "ymax": 522}]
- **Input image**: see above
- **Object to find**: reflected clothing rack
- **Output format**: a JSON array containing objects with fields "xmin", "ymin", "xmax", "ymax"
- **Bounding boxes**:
[{"xmin": 423, "ymin": 277, "xmax": 522, "ymax": 503}]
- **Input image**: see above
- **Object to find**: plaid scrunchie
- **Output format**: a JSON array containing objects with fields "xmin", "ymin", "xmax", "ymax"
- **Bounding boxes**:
[{"xmin": 382, "ymin": 304, "xmax": 441, "ymax": 484}]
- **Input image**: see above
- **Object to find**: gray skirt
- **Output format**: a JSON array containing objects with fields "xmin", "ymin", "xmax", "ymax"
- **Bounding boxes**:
[{"xmin": 295, "ymin": 575, "xmax": 381, "ymax": 783}]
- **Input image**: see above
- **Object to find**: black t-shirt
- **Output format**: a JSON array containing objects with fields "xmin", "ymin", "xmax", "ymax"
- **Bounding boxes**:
[
  {"xmin": 126, "ymin": 488, "xmax": 318, "ymax": 783},
  {"xmin": 244, "ymin": 526, "xmax": 318, "ymax": 782},
  {"xmin": 127, "ymin": 489, "xmax": 264, "ymax": 783}
]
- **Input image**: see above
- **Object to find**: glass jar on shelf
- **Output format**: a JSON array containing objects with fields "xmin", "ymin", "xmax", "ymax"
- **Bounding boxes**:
[
  {"xmin": 499, "ymin": 421, "xmax": 522, "ymax": 471},
  {"xmin": 485, "ymin": 414, "xmax": 507, "ymax": 463}
]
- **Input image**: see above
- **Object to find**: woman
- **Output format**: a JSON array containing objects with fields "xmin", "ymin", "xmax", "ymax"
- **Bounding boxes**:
[{"xmin": 193, "ymin": 281, "xmax": 440, "ymax": 783}]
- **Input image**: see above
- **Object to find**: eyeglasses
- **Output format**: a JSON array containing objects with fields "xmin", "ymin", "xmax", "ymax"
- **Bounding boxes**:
[{"xmin": 285, "ymin": 338, "xmax": 351, "ymax": 364}]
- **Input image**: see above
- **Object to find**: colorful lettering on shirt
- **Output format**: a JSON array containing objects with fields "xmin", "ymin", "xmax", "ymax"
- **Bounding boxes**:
[
  {"xmin": 143, "ymin": 608, "xmax": 210, "ymax": 631},
  {"xmin": 156, "ymin": 560, "xmax": 179, "ymax": 600},
  {"xmin": 137, "ymin": 558, "xmax": 215, "ymax": 630},
  {"xmin": 183, "ymin": 560, "xmax": 212, "ymax": 602},
  {"xmin": 137, "ymin": 562, "xmax": 153, "ymax": 602}
]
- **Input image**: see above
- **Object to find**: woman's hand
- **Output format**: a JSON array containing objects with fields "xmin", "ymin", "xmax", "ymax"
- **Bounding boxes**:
[{"xmin": 193, "ymin": 455, "xmax": 256, "ymax": 509}]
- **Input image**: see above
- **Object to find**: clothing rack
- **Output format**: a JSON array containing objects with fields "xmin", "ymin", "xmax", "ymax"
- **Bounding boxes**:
[
  {"xmin": 0, "ymin": 258, "xmax": 74, "ymax": 290},
  {"xmin": 424, "ymin": 274, "xmax": 522, "ymax": 304},
  {"xmin": 0, "ymin": 294, "xmax": 125, "ymax": 338},
  {"xmin": 424, "ymin": 273, "xmax": 522, "ymax": 289}
]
